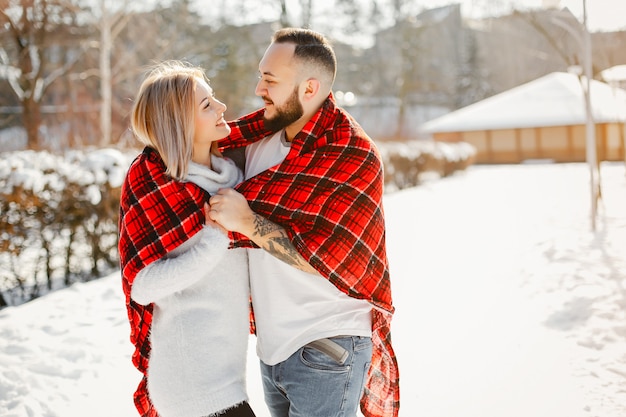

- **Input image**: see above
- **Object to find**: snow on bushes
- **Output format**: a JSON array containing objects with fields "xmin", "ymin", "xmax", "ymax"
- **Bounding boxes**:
[
  {"xmin": 0, "ymin": 149, "xmax": 134, "ymax": 306},
  {"xmin": 378, "ymin": 140, "xmax": 476, "ymax": 192}
]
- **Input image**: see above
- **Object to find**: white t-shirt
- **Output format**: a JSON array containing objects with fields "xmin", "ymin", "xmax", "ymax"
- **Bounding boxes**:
[{"xmin": 245, "ymin": 130, "xmax": 372, "ymax": 366}]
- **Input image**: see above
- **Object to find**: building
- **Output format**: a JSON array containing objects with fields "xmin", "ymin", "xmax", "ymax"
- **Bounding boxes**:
[{"xmin": 420, "ymin": 72, "xmax": 626, "ymax": 163}]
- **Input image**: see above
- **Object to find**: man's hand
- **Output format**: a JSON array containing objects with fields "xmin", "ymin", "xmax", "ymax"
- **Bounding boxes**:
[{"xmin": 209, "ymin": 188, "xmax": 319, "ymax": 275}]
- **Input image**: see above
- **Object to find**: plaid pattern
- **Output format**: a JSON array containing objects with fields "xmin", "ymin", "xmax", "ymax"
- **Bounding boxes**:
[
  {"xmin": 222, "ymin": 94, "xmax": 400, "ymax": 417},
  {"xmin": 118, "ymin": 147, "xmax": 208, "ymax": 417}
]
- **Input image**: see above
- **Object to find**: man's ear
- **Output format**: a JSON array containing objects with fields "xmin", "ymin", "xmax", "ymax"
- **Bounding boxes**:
[{"xmin": 302, "ymin": 78, "xmax": 321, "ymax": 100}]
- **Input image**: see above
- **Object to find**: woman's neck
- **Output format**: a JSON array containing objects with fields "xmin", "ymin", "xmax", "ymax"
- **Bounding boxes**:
[{"xmin": 192, "ymin": 145, "xmax": 212, "ymax": 169}]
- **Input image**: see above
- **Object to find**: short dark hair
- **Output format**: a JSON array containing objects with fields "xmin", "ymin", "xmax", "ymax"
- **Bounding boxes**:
[{"xmin": 272, "ymin": 28, "xmax": 336, "ymax": 84}]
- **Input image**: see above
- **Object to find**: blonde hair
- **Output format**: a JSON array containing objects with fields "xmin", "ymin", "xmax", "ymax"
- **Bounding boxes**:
[{"xmin": 131, "ymin": 60, "xmax": 208, "ymax": 180}]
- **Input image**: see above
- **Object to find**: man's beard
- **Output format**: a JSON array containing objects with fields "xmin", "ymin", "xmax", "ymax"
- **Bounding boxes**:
[{"xmin": 263, "ymin": 86, "xmax": 303, "ymax": 133}]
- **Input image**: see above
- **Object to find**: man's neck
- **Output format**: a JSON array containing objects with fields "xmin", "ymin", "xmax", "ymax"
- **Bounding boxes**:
[{"xmin": 284, "ymin": 106, "xmax": 321, "ymax": 141}]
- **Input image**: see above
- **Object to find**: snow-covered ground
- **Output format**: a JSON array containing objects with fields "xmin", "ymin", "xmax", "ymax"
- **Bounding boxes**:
[{"xmin": 1, "ymin": 162, "xmax": 625, "ymax": 417}]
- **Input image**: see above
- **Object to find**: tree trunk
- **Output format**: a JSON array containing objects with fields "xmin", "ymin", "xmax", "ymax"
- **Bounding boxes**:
[
  {"xmin": 100, "ymin": 0, "xmax": 112, "ymax": 147},
  {"xmin": 0, "ymin": 291, "xmax": 7, "ymax": 308},
  {"xmin": 23, "ymin": 96, "xmax": 41, "ymax": 149}
]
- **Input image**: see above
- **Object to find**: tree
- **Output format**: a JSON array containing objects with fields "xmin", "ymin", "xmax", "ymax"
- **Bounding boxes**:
[
  {"xmin": 82, "ymin": 0, "xmax": 208, "ymax": 148},
  {"xmin": 0, "ymin": 0, "xmax": 89, "ymax": 149},
  {"xmin": 513, "ymin": 8, "xmax": 584, "ymax": 69},
  {"xmin": 96, "ymin": 0, "xmax": 132, "ymax": 146}
]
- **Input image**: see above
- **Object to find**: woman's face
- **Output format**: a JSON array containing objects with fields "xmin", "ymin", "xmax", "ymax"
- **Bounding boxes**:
[{"xmin": 193, "ymin": 78, "xmax": 230, "ymax": 147}]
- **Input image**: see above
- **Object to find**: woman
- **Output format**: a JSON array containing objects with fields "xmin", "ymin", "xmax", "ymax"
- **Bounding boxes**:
[{"xmin": 118, "ymin": 61, "xmax": 254, "ymax": 417}]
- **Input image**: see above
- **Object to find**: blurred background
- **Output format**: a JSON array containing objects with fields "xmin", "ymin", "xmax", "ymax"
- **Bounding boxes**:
[
  {"xmin": 1, "ymin": 0, "xmax": 625, "ymax": 151},
  {"xmin": 1, "ymin": 0, "xmax": 625, "ymax": 305}
]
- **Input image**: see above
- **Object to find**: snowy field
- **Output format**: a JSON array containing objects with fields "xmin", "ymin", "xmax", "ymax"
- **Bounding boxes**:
[{"xmin": 1, "ymin": 162, "xmax": 625, "ymax": 417}]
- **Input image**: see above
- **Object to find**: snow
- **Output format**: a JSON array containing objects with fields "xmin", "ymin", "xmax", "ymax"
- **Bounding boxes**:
[
  {"xmin": 0, "ymin": 148, "xmax": 134, "ymax": 205},
  {"xmin": 601, "ymin": 65, "xmax": 626, "ymax": 84},
  {"xmin": 1, "ymin": 161, "xmax": 625, "ymax": 417}
]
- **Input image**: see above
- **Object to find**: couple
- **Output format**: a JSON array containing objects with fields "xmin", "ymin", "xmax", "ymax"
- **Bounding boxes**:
[{"xmin": 118, "ymin": 28, "xmax": 399, "ymax": 417}]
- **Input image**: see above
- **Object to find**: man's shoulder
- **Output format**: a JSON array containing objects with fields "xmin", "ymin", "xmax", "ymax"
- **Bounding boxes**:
[{"xmin": 328, "ymin": 108, "xmax": 377, "ymax": 152}]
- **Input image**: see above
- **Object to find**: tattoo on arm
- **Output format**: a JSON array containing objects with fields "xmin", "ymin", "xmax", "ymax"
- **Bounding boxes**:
[
  {"xmin": 252, "ymin": 215, "xmax": 281, "ymax": 237},
  {"xmin": 251, "ymin": 214, "xmax": 317, "ymax": 273},
  {"xmin": 266, "ymin": 235, "xmax": 310, "ymax": 269}
]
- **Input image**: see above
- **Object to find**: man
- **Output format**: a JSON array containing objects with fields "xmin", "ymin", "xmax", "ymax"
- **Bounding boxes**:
[{"xmin": 209, "ymin": 28, "xmax": 399, "ymax": 417}]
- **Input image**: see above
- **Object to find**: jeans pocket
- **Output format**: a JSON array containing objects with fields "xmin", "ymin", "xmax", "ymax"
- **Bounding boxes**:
[
  {"xmin": 300, "ymin": 344, "xmax": 351, "ymax": 372},
  {"xmin": 353, "ymin": 336, "xmax": 373, "ymax": 353}
]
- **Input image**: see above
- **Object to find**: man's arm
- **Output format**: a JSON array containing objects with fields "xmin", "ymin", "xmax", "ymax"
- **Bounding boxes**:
[
  {"xmin": 247, "ymin": 213, "xmax": 318, "ymax": 274},
  {"xmin": 219, "ymin": 108, "xmax": 272, "ymax": 151},
  {"xmin": 207, "ymin": 188, "xmax": 319, "ymax": 275}
]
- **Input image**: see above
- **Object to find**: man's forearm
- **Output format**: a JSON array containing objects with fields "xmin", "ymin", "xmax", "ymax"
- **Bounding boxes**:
[
  {"xmin": 249, "ymin": 214, "xmax": 318, "ymax": 275},
  {"xmin": 207, "ymin": 188, "xmax": 317, "ymax": 273}
]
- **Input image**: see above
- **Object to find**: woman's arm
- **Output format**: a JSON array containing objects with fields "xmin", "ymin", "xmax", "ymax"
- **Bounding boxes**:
[{"xmin": 130, "ymin": 225, "xmax": 230, "ymax": 305}]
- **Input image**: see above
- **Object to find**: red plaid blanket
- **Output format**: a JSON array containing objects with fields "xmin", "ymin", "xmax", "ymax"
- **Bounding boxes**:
[
  {"xmin": 118, "ymin": 147, "xmax": 208, "ymax": 417},
  {"xmin": 221, "ymin": 94, "xmax": 400, "ymax": 417}
]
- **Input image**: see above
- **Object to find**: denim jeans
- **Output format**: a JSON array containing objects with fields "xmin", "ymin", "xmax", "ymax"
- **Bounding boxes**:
[{"xmin": 259, "ymin": 336, "xmax": 372, "ymax": 417}]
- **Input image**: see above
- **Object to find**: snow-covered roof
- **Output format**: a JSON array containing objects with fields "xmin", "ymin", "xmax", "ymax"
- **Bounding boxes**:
[{"xmin": 421, "ymin": 72, "xmax": 626, "ymax": 133}]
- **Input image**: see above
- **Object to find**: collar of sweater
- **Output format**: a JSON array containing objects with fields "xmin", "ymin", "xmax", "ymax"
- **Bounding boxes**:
[{"xmin": 186, "ymin": 155, "xmax": 243, "ymax": 194}]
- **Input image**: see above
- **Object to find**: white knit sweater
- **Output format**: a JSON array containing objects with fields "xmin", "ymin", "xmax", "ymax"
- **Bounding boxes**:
[{"xmin": 131, "ymin": 156, "xmax": 249, "ymax": 417}]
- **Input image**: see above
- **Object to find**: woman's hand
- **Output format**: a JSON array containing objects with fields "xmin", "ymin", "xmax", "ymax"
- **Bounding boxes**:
[
  {"xmin": 204, "ymin": 202, "xmax": 227, "ymax": 235},
  {"xmin": 208, "ymin": 188, "xmax": 256, "ymax": 237}
]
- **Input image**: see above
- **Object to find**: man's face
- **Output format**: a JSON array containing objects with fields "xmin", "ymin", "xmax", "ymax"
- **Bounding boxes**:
[
  {"xmin": 262, "ymin": 84, "xmax": 303, "ymax": 132},
  {"xmin": 255, "ymin": 42, "xmax": 304, "ymax": 132}
]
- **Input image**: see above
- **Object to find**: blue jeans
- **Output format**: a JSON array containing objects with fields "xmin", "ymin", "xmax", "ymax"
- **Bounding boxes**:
[{"xmin": 259, "ymin": 336, "xmax": 372, "ymax": 417}]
